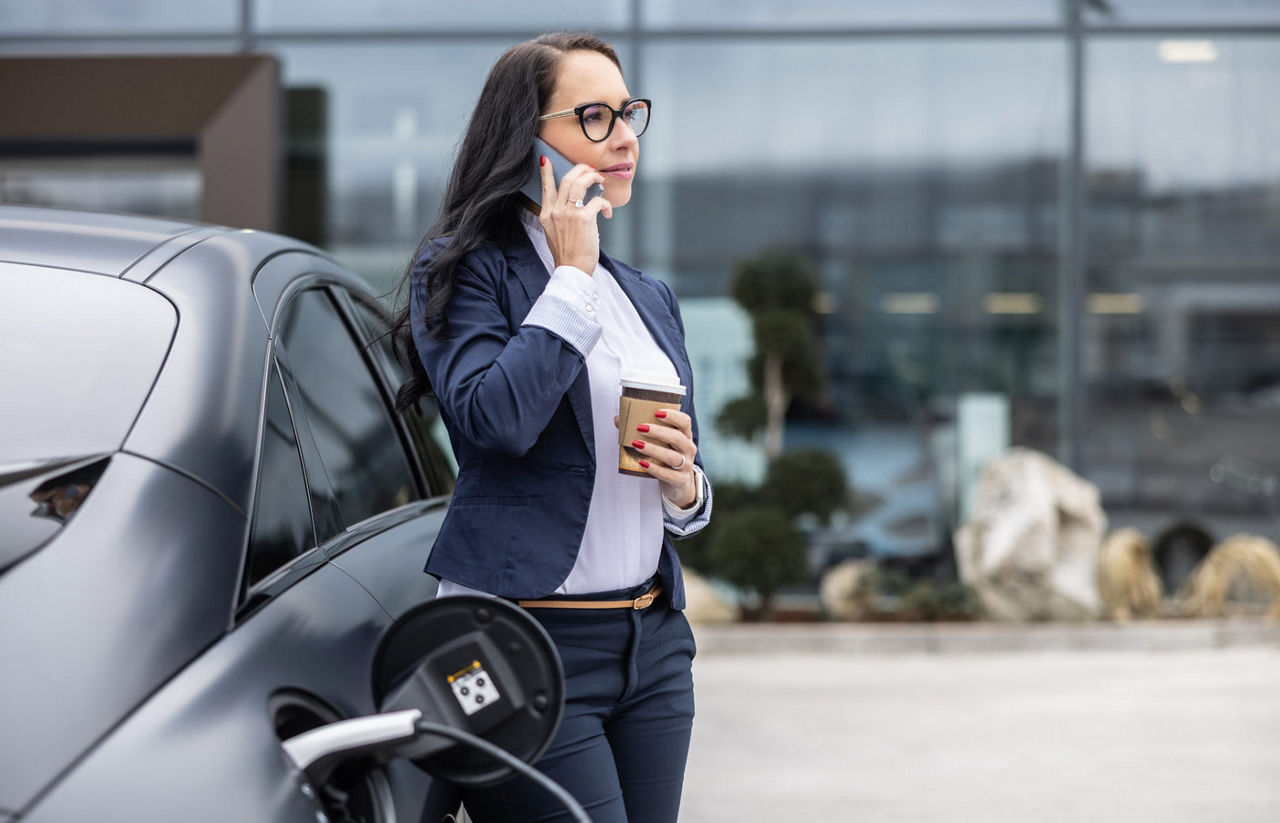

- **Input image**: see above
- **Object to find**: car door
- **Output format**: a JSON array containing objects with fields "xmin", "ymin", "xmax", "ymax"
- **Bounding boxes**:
[
  {"xmin": 24, "ymin": 270, "xmax": 444, "ymax": 823},
  {"xmin": 268, "ymin": 279, "xmax": 466, "ymax": 820},
  {"xmin": 270, "ymin": 282, "xmax": 454, "ymax": 621}
]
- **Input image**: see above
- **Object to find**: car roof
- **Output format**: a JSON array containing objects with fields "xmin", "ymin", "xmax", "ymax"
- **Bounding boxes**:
[{"xmin": 0, "ymin": 205, "xmax": 204, "ymax": 277}]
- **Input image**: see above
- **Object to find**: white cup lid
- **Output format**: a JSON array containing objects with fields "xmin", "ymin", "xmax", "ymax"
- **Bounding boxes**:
[{"xmin": 620, "ymin": 368, "xmax": 686, "ymax": 395}]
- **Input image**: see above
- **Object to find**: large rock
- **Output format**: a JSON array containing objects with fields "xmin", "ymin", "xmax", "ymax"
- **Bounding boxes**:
[
  {"xmin": 682, "ymin": 568, "xmax": 738, "ymax": 624},
  {"xmin": 954, "ymin": 448, "xmax": 1105, "ymax": 620},
  {"xmin": 819, "ymin": 559, "xmax": 877, "ymax": 621}
]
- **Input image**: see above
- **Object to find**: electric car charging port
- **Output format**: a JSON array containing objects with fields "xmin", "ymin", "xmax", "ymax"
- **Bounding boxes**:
[{"xmin": 271, "ymin": 690, "xmax": 394, "ymax": 823}]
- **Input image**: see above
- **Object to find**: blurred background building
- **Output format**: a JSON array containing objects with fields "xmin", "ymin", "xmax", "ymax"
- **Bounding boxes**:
[{"xmin": 4, "ymin": 0, "xmax": 1279, "ymax": 575}]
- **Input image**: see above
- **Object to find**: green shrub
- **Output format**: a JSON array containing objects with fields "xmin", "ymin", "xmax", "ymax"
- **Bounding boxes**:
[
  {"xmin": 852, "ymin": 568, "xmax": 977, "ymax": 622},
  {"xmin": 705, "ymin": 506, "xmax": 806, "ymax": 619},
  {"xmin": 763, "ymin": 448, "xmax": 849, "ymax": 523}
]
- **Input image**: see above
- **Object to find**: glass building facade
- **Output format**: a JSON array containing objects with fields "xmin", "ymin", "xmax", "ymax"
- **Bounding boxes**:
[{"xmin": 5, "ymin": 0, "xmax": 1280, "ymax": 567}]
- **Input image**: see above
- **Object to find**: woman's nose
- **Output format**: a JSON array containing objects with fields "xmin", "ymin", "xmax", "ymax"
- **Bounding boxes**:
[{"xmin": 609, "ymin": 118, "xmax": 639, "ymax": 149}]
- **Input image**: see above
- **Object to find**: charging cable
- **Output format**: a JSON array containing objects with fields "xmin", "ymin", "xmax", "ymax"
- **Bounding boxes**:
[{"xmin": 414, "ymin": 721, "xmax": 590, "ymax": 823}]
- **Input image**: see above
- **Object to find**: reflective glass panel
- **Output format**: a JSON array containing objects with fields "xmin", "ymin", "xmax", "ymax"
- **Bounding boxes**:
[
  {"xmin": 342, "ymin": 291, "xmax": 458, "ymax": 496},
  {"xmin": 273, "ymin": 42, "xmax": 509, "ymax": 292},
  {"xmin": 277, "ymin": 289, "xmax": 418, "ymax": 531},
  {"xmin": 643, "ymin": 0, "xmax": 1060, "ymax": 28},
  {"xmin": 0, "ymin": 0, "xmax": 236, "ymax": 34},
  {"xmin": 1085, "ymin": 38, "xmax": 1280, "ymax": 549},
  {"xmin": 257, "ymin": 0, "xmax": 625, "ymax": 32},
  {"xmin": 641, "ymin": 38, "xmax": 1066, "ymax": 563},
  {"xmin": 273, "ymin": 41, "xmax": 634, "ymax": 292},
  {"xmin": 245, "ymin": 365, "xmax": 316, "ymax": 587},
  {"xmin": 0, "ymin": 156, "xmax": 201, "ymax": 220}
]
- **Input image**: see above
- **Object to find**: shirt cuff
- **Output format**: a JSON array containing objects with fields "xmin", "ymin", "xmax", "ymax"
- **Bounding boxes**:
[
  {"xmin": 663, "ymin": 465, "xmax": 712, "ymax": 538},
  {"xmin": 521, "ymin": 265, "xmax": 602, "ymax": 356}
]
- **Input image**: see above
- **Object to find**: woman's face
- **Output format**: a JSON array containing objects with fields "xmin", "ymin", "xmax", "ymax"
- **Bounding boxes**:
[{"xmin": 538, "ymin": 49, "xmax": 639, "ymax": 208}]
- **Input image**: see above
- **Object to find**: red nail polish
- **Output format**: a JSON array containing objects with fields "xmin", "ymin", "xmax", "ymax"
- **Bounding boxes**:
[
  {"xmin": 655, "ymin": 410, "xmax": 668, "ymax": 419},
  {"xmin": 632, "ymin": 440, "xmax": 645, "ymax": 450},
  {"xmin": 639, "ymin": 460, "xmax": 650, "ymax": 469},
  {"xmin": 540, "ymin": 156, "xmax": 547, "ymax": 166},
  {"xmin": 637, "ymin": 424, "xmax": 651, "ymax": 433}
]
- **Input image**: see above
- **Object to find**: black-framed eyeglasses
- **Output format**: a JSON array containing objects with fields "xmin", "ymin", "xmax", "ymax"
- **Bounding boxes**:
[{"xmin": 538, "ymin": 98, "xmax": 651, "ymax": 142}]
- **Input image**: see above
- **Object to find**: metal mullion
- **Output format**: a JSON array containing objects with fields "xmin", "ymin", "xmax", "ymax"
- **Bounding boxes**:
[
  {"xmin": 240, "ymin": 0, "xmax": 254, "ymax": 52},
  {"xmin": 1082, "ymin": 24, "xmax": 1280, "ymax": 37},
  {"xmin": 6, "ymin": 22, "xmax": 1280, "ymax": 48},
  {"xmin": 0, "ymin": 32, "xmax": 241, "ymax": 44},
  {"xmin": 627, "ymin": 0, "xmax": 643, "ymax": 267},
  {"xmin": 1060, "ymin": 0, "xmax": 1086, "ymax": 472},
  {"xmin": 637, "ymin": 25, "xmax": 1280, "ymax": 40},
  {"xmin": 635, "ymin": 24, "xmax": 1280, "ymax": 38},
  {"xmin": 226, "ymin": 27, "xmax": 633, "ymax": 42},
  {"xmin": 631, "ymin": 26, "xmax": 1070, "ymax": 40}
]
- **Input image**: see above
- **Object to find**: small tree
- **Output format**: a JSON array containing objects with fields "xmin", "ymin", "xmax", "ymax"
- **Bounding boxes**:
[
  {"xmin": 717, "ymin": 252, "xmax": 824, "ymax": 460},
  {"xmin": 763, "ymin": 448, "xmax": 849, "ymax": 524},
  {"xmin": 706, "ymin": 507, "xmax": 806, "ymax": 619}
]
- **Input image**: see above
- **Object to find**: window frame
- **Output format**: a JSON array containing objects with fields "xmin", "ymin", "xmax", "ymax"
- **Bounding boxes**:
[
  {"xmin": 271, "ymin": 282, "xmax": 428, "ymax": 537},
  {"xmin": 234, "ymin": 352, "xmax": 326, "ymax": 623},
  {"xmin": 236, "ymin": 271, "xmax": 455, "ymax": 621},
  {"xmin": 329, "ymin": 285, "xmax": 456, "ymax": 499}
]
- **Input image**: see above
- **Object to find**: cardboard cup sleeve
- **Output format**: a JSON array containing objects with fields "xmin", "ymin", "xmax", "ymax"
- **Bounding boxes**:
[{"xmin": 617, "ymin": 384, "xmax": 685, "ymax": 476}]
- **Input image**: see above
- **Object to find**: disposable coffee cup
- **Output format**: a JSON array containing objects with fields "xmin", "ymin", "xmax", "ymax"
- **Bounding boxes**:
[{"xmin": 618, "ymin": 369, "xmax": 686, "ymax": 477}]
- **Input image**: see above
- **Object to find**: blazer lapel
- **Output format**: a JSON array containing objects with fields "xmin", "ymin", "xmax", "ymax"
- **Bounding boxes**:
[
  {"xmin": 601, "ymin": 250, "xmax": 690, "ymax": 390},
  {"xmin": 503, "ymin": 237, "xmax": 596, "ymax": 461},
  {"xmin": 504, "ymin": 233, "xmax": 551, "ymax": 306}
]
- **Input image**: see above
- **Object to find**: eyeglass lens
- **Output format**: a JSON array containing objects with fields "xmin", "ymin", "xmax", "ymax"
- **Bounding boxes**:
[{"xmin": 580, "ymin": 101, "xmax": 649, "ymax": 141}]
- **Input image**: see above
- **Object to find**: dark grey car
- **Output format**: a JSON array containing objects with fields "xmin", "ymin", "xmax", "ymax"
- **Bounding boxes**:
[{"xmin": 0, "ymin": 206, "xmax": 464, "ymax": 822}]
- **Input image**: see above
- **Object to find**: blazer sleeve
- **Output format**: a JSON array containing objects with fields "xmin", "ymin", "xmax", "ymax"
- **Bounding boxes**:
[
  {"xmin": 657, "ymin": 277, "xmax": 715, "ymax": 537},
  {"xmin": 411, "ymin": 253, "xmax": 590, "ymax": 457}
]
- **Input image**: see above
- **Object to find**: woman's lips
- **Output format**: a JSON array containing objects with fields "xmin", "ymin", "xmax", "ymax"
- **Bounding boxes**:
[{"xmin": 600, "ymin": 164, "xmax": 634, "ymax": 180}]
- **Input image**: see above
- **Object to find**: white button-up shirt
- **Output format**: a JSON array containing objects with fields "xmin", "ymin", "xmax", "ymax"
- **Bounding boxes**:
[{"xmin": 437, "ymin": 210, "xmax": 709, "ymax": 598}]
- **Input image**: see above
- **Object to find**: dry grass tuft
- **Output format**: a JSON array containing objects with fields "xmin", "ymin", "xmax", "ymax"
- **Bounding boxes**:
[
  {"xmin": 1097, "ymin": 528, "xmax": 1162, "ymax": 620},
  {"xmin": 1181, "ymin": 534, "xmax": 1280, "ymax": 619}
]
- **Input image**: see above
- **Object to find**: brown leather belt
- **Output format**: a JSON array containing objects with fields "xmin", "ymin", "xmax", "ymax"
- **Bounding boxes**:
[{"xmin": 517, "ymin": 584, "xmax": 662, "ymax": 611}]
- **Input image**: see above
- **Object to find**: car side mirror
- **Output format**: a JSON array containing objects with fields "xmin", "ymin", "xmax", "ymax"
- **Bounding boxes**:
[{"xmin": 282, "ymin": 596, "xmax": 564, "ymax": 787}]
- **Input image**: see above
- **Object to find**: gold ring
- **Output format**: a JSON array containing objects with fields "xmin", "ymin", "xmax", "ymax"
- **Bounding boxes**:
[{"xmin": 572, "ymin": 198, "xmax": 585, "ymax": 208}]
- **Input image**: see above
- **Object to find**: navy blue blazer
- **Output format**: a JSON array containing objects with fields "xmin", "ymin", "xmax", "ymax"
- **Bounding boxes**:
[{"xmin": 409, "ymin": 232, "xmax": 707, "ymax": 609}]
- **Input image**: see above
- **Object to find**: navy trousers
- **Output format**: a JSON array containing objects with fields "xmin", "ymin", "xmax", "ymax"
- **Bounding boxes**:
[{"xmin": 460, "ymin": 582, "xmax": 697, "ymax": 823}]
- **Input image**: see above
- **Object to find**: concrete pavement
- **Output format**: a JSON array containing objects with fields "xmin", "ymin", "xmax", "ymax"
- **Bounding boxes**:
[{"xmin": 680, "ymin": 621, "xmax": 1280, "ymax": 822}]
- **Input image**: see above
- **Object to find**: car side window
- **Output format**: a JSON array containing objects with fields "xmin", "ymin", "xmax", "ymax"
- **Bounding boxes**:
[
  {"xmin": 245, "ymin": 364, "xmax": 316, "ymax": 588},
  {"xmin": 277, "ymin": 288, "xmax": 417, "ymax": 536},
  {"xmin": 341, "ymin": 292, "xmax": 456, "ymax": 497}
]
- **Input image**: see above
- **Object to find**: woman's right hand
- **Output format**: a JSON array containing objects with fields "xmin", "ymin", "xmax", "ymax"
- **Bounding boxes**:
[{"xmin": 538, "ymin": 155, "xmax": 613, "ymax": 274}]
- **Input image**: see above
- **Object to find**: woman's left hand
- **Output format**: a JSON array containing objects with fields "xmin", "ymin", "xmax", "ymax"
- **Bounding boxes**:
[{"xmin": 621, "ymin": 409, "xmax": 698, "ymax": 508}]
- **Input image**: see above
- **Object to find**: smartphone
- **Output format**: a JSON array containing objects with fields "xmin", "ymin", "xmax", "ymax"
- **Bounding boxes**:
[{"xmin": 520, "ymin": 137, "xmax": 603, "ymax": 208}]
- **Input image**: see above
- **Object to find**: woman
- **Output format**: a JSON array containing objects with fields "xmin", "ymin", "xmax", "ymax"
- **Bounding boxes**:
[{"xmin": 389, "ymin": 33, "xmax": 712, "ymax": 823}]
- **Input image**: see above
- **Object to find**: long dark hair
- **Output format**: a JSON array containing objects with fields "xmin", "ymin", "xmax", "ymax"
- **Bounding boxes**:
[{"xmin": 389, "ymin": 33, "xmax": 622, "ymax": 412}]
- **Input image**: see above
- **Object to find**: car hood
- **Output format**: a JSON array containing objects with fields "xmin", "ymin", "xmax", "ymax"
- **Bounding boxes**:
[{"xmin": 0, "ymin": 454, "xmax": 244, "ymax": 813}]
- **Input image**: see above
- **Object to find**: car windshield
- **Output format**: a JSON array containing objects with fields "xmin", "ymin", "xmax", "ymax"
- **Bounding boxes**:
[{"xmin": 0, "ymin": 264, "xmax": 176, "ymax": 465}]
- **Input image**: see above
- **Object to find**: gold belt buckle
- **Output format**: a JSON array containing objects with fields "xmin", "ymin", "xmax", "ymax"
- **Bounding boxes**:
[{"xmin": 632, "ymin": 591, "xmax": 656, "ymax": 610}]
